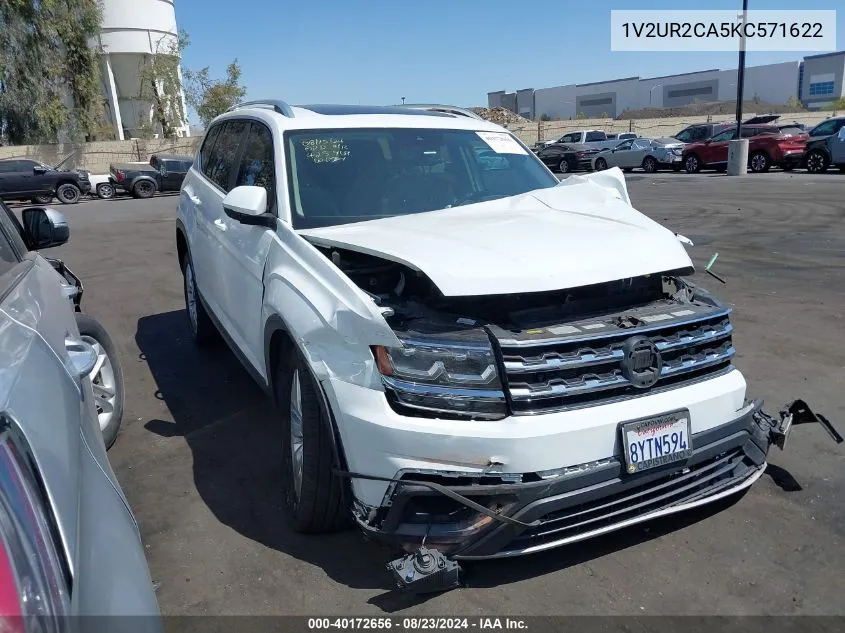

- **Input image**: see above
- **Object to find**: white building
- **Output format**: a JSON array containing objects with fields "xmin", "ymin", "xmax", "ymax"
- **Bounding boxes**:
[
  {"xmin": 92, "ymin": 0, "xmax": 190, "ymax": 140},
  {"xmin": 489, "ymin": 53, "xmax": 845, "ymax": 120}
]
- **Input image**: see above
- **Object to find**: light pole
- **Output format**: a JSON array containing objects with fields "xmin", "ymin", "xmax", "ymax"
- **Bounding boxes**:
[
  {"xmin": 727, "ymin": 0, "xmax": 749, "ymax": 176},
  {"xmin": 401, "ymin": 97, "xmax": 406, "ymax": 105},
  {"xmin": 649, "ymin": 84, "xmax": 663, "ymax": 106}
]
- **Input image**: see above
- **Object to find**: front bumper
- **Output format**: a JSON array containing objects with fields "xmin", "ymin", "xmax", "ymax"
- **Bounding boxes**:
[{"xmin": 357, "ymin": 396, "xmax": 773, "ymax": 559}]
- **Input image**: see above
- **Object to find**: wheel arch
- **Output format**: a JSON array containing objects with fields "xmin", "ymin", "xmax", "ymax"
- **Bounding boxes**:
[
  {"xmin": 130, "ymin": 175, "xmax": 157, "ymax": 192},
  {"xmin": 175, "ymin": 219, "xmax": 188, "ymax": 269}
]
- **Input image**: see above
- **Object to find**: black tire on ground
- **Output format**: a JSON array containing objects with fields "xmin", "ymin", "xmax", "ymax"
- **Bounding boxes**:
[
  {"xmin": 276, "ymin": 348, "xmax": 349, "ymax": 533},
  {"xmin": 56, "ymin": 183, "xmax": 81, "ymax": 204},
  {"xmin": 838, "ymin": 165, "xmax": 845, "ymax": 173},
  {"xmin": 594, "ymin": 158, "xmax": 607, "ymax": 171},
  {"xmin": 32, "ymin": 194, "xmax": 53, "ymax": 204},
  {"xmin": 805, "ymin": 150, "xmax": 829, "ymax": 174},
  {"xmin": 133, "ymin": 180, "xmax": 156, "ymax": 199},
  {"xmin": 782, "ymin": 164, "xmax": 795, "ymax": 172},
  {"xmin": 622, "ymin": 167, "xmax": 633, "ymax": 172},
  {"xmin": 672, "ymin": 164, "xmax": 682, "ymax": 172},
  {"xmin": 96, "ymin": 182, "xmax": 116, "ymax": 199},
  {"xmin": 181, "ymin": 254, "xmax": 217, "ymax": 346},
  {"xmin": 749, "ymin": 151, "xmax": 771, "ymax": 173},
  {"xmin": 558, "ymin": 158, "xmax": 571, "ymax": 173},
  {"xmin": 684, "ymin": 154, "xmax": 701, "ymax": 174},
  {"xmin": 75, "ymin": 313, "xmax": 125, "ymax": 450},
  {"xmin": 642, "ymin": 156, "xmax": 658, "ymax": 173}
]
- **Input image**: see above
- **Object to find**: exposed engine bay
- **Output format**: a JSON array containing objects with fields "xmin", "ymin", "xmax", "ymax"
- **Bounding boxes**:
[{"xmin": 316, "ymin": 244, "xmax": 707, "ymax": 338}]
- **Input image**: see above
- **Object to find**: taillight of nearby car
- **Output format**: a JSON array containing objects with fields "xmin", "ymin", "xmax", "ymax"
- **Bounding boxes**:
[{"xmin": 0, "ymin": 419, "xmax": 69, "ymax": 630}]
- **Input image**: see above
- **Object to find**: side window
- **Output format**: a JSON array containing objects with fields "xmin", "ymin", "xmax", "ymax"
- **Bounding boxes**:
[
  {"xmin": 0, "ymin": 204, "xmax": 22, "ymax": 276},
  {"xmin": 204, "ymin": 120, "xmax": 247, "ymax": 192},
  {"xmin": 235, "ymin": 122, "xmax": 276, "ymax": 210},
  {"xmin": 694, "ymin": 127, "xmax": 711, "ymax": 141},
  {"xmin": 741, "ymin": 127, "xmax": 762, "ymax": 138},
  {"xmin": 562, "ymin": 133, "xmax": 581, "ymax": 143},
  {"xmin": 810, "ymin": 120, "xmax": 836, "ymax": 137},
  {"xmin": 0, "ymin": 162, "xmax": 20, "ymax": 174},
  {"xmin": 199, "ymin": 125, "xmax": 222, "ymax": 175},
  {"xmin": 834, "ymin": 120, "xmax": 845, "ymax": 134},
  {"xmin": 632, "ymin": 139, "xmax": 650, "ymax": 150},
  {"xmin": 615, "ymin": 140, "xmax": 634, "ymax": 151},
  {"xmin": 673, "ymin": 129, "xmax": 693, "ymax": 143},
  {"xmin": 585, "ymin": 131, "xmax": 606, "ymax": 142}
]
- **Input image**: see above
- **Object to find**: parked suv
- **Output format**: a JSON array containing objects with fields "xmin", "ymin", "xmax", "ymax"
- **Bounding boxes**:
[
  {"xmin": 175, "ymin": 100, "xmax": 833, "ymax": 588},
  {"xmin": 672, "ymin": 122, "xmax": 732, "ymax": 144},
  {"xmin": 0, "ymin": 201, "xmax": 160, "ymax": 622},
  {"xmin": 682, "ymin": 125, "xmax": 807, "ymax": 173},
  {"xmin": 0, "ymin": 157, "xmax": 91, "ymax": 204},
  {"xmin": 109, "ymin": 154, "xmax": 193, "ymax": 199},
  {"xmin": 803, "ymin": 117, "xmax": 845, "ymax": 173}
]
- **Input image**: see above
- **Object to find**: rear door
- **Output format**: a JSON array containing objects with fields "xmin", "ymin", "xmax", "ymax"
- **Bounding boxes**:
[
  {"xmin": 627, "ymin": 138, "xmax": 651, "ymax": 167},
  {"xmin": 160, "ymin": 160, "xmax": 184, "ymax": 191},
  {"xmin": 189, "ymin": 119, "xmax": 249, "ymax": 345},
  {"xmin": 0, "ymin": 161, "xmax": 21, "ymax": 196},
  {"xmin": 214, "ymin": 120, "xmax": 278, "ymax": 372}
]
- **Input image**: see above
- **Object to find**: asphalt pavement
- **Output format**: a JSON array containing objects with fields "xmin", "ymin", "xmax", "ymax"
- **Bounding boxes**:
[{"xmin": 41, "ymin": 172, "xmax": 845, "ymax": 616}]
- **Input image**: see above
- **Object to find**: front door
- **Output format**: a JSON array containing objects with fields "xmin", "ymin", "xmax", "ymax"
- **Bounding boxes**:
[
  {"xmin": 700, "ymin": 129, "xmax": 734, "ymax": 165},
  {"xmin": 626, "ymin": 139, "xmax": 651, "ymax": 167},
  {"xmin": 214, "ymin": 120, "xmax": 278, "ymax": 377},
  {"xmin": 609, "ymin": 140, "xmax": 634, "ymax": 167}
]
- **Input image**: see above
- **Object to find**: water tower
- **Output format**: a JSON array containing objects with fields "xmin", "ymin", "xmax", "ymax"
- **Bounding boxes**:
[{"xmin": 94, "ymin": 0, "xmax": 190, "ymax": 140}]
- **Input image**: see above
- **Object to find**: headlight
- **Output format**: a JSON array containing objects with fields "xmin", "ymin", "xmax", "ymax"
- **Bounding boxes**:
[{"xmin": 373, "ymin": 333, "xmax": 507, "ymax": 420}]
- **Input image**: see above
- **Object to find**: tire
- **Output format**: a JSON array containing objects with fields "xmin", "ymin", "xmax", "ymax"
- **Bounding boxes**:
[
  {"xmin": 96, "ymin": 182, "xmax": 116, "ymax": 199},
  {"xmin": 276, "ymin": 349, "xmax": 348, "ymax": 533},
  {"xmin": 32, "ymin": 194, "xmax": 53, "ymax": 204},
  {"xmin": 839, "ymin": 166, "xmax": 845, "ymax": 173},
  {"xmin": 684, "ymin": 154, "xmax": 701, "ymax": 174},
  {"xmin": 56, "ymin": 183, "xmax": 81, "ymax": 204},
  {"xmin": 133, "ymin": 180, "xmax": 156, "ymax": 199},
  {"xmin": 181, "ymin": 254, "xmax": 217, "ymax": 346},
  {"xmin": 749, "ymin": 151, "xmax": 770, "ymax": 173},
  {"xmin": 805, "ymin": 150, "xmax": 829, "ymax": 174},
  {"xmin": 594, "ymin": 158, "xmax": 608, "ymax": 171},
  {"xmin": 76, "ymin": 314, "xmax": 125, "ymax": 450},
  {"xmin": 642, "ymin": 156, "xmax": 658, "ymax": 173},
  {"xmin": 622, "ymin": 167, "xmax": 633, "ymax": 173},
  {"xmin": 558, "ymin": 158, "xmax": 571, "ymax": 174}
]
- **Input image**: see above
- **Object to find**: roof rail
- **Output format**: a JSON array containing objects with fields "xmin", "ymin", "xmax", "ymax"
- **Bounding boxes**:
[
  {"xmin": 398, "ymin": 104, "xmax": 485, "ymax": 121},
  {"xmin": 227, "ymin": 100, "xmax": 295, "ymax": 118}
]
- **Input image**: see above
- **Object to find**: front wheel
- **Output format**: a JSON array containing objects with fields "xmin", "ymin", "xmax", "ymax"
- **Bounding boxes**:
[
  {"xmin": 76, "ymin": 314, "xmax": 125, "ymax": 450},
  {"xmin": 56, "ymin": 183, "xmax": 81, "ymax": 204},
  {"xmin": 277, "ymin": 350, "xmax": 349, "ymax": 533},
  {"xmin": 684, "ymin": 154, "xmax": 701, "ymax": 173},
  {"xmin": 558, "ymin": 158, "xmax": 571, "ymax": 173},
  {"xmin": 96, "ymin": 182, "xmax": 116, "ymax": 199},
  {"xmin": 32, "ymin": 194, "xmax": 53, "ymax": 204},
  {"xmin": 805, "ymin": 150, "xmax": 829, "ymax": 174},
  {"xmin": 594, "ymin": 158, "xmax": 608, "ymax": 171}
]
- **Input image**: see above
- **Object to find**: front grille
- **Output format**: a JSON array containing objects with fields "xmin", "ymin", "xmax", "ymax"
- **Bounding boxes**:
[
  {"xmin": 500, "ymin": 309, "xmax": 734, "ymax": 414},
  {"xmin": 505, "ymin": 448, "xmax": 754, "ymax": 552}
]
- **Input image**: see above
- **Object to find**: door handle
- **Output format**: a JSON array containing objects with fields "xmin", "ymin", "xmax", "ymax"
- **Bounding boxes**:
[
  {"xmin": 65, "ymin": 337, "xmax": 98, "ymax": 378},
  {"xmin": 213, "ymin": 219, "xmax": 228, "ymax": 231}
]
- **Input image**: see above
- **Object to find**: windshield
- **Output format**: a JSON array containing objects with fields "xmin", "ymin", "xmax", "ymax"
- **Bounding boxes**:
[{"xmin": 285, "ymin": 128, "xmax": 558, "ymax": 229}]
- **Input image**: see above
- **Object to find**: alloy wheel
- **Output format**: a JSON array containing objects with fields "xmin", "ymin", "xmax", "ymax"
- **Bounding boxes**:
[
  {"xmin": 290, "ymin": 369, "xmax": 304, "ymax": 500},
  {"xmin": 82, "ymin": 336, "xmax": 118, "ymax": 433}
]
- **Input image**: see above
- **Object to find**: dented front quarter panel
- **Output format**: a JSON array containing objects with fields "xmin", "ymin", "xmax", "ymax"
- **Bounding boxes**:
[{"xmin": 262, "ymin": 221, "xmax": 400, "ymax": 387}]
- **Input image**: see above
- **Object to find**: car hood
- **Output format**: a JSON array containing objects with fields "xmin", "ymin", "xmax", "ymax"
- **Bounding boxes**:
[{"xmin": 299, "ymin": 168, "xmax": 693, "ymax": 297}]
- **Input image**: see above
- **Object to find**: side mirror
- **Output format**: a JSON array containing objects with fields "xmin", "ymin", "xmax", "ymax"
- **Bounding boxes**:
[
  {"xmin": 33, "ymin": 165, "xmax": 47, "ymax": 175},
  {"xmin": 222, "ymin": 186, "xmax": 274, "ymax": 227},
  {"xmin": 22, "ymin": 207, "xmax": 69, "ymax": 250}
]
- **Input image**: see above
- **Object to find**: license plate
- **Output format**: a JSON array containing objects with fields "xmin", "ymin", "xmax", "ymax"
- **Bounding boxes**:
[{"xmin": 622, "ymin": 411, "xmax": 692, "ymax": 474}]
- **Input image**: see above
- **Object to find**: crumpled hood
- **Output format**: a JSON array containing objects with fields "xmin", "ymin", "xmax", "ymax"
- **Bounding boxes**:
[{"xmin": 300, "ymin": 168, "xmax": 693, "ymax": 297}]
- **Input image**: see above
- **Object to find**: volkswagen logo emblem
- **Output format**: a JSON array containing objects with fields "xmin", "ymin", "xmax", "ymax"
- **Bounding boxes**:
[{"xmin": 620, "ymin": 336, "xmax": 662, "ymax": 389}]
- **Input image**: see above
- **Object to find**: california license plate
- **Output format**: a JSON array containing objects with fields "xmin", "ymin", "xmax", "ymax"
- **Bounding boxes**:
[{"xmin": 622, "ymin": 410, "xmax": 693, "ymax": 474}]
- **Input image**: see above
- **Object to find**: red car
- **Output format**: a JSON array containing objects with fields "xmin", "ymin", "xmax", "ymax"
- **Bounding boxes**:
[{"xmin": 682, "ymin": 125, "xmax": 808, "ymax": 173}]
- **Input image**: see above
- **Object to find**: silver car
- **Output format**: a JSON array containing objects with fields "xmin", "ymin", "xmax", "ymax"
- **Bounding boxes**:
[
  {"xmin": 592, "ymin": 137, "xmax": 685, "ymax": 173},
  {"xmin": 0, "ymin": 201, "xmax": 161, "ymax": 625}
]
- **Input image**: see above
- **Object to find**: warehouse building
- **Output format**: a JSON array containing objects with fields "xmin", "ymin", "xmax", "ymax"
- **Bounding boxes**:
[{"xmin": 489, "ymin": 52, "xmax": 845, "ymax": 120}]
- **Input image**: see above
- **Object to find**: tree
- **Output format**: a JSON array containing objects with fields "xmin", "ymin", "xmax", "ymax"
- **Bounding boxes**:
[
  {"xmin": 137, "ymin": 30, "xmax": 190, "ymax": 139},
  {"xmin": 185, "ymin": 60, "xmax": 247, "ymax": 126},
  {"xmin": 0, "ymin": 0, "xmax": 105, "ymax": 144},
  {"xmin": 539, "ymin": 113, "xmax": 551, "ymax": 121},
  {"xmin": 827, "ymin": 97, "xmax": 845, "ymax": 112},
  {"xmin": 785, "ymin": 95, "xmax": 804, "ymax": 110},
  {"xmin": 576, "ymin": 112, "xmax": 587, "ymax": 120}
]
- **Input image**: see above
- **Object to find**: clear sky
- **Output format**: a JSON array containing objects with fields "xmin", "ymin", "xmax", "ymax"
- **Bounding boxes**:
[{"xmin": 175, "ymin": 0, "xmax": 843, "ymax": 109}]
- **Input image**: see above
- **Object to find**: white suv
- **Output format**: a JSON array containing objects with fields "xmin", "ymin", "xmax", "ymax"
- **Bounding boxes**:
[{"xmin": 175, "ymin": 101, "xmax": 823, "ymax": 585}]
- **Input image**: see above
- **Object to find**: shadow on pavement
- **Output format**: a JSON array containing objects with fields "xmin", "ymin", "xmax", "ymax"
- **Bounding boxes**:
[{"xmin": 136, "ymin": 309, "xmax": 751, "ymax": 608}]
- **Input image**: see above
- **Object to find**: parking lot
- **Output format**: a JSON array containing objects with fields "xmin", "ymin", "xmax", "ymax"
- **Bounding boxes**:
[{"xmin": 45, "ymin": 171, "xmax": 844, "ymax": 616}]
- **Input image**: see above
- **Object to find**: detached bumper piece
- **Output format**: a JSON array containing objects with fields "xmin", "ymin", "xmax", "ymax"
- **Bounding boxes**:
[{"xmin": 371, "ymin": 399, "xmax": 839, "ymax": 592}]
